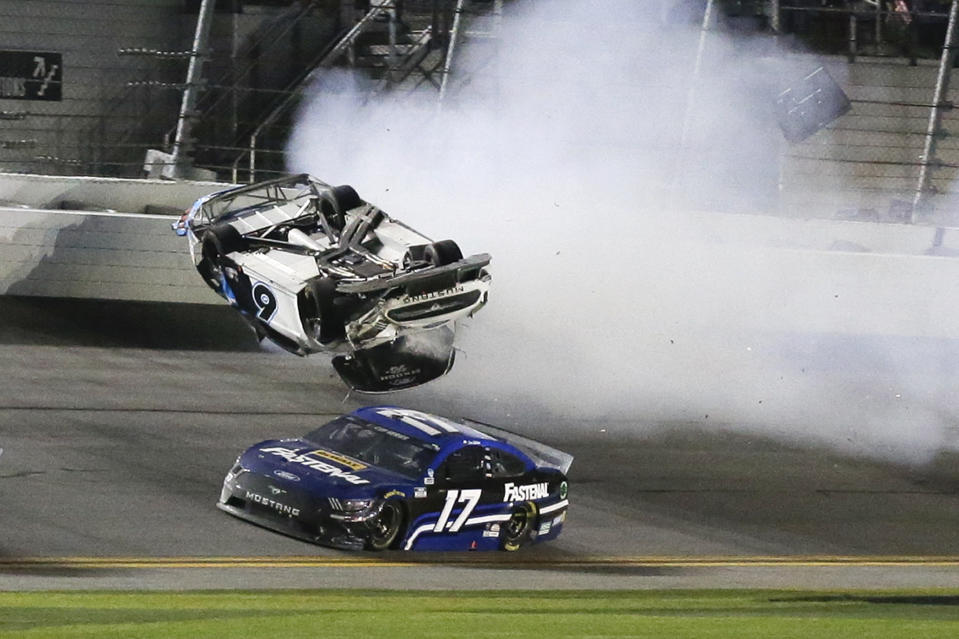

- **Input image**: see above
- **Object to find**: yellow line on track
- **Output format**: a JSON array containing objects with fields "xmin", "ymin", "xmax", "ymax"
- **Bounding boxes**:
[{"xmin": 4, "ymin": 556, "xmax": 959, "ymax": 569}]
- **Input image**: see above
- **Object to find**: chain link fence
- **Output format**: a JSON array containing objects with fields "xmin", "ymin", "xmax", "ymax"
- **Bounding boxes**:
[
  {"xmin": 1, "ymin": 0, "xmax": 959, "ymax": 223},
  {"xmin": 0, "ymin": 0, "xmax": 187, "ymax": 177}
]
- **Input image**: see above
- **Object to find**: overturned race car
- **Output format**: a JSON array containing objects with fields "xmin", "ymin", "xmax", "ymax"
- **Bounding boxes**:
[
  {"xmin": 174, "ymin": 174, "xmax": 490, "ymax": 392},
  {"xmin": 217, "ymin": 406, "xmax": 572, "ymax": 551}
]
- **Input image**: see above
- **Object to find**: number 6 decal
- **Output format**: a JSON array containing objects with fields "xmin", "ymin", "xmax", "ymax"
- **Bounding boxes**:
[
  {"xmin": 251, "ymin": 282, "xmax": 278, "ymax": 321},
  {"xmin": 434, "ymin": 489, "xmax": 482, "ymax": 532}
]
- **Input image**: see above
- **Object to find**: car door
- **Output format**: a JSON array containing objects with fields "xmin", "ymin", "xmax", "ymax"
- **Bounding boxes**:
[{"xmin": 431, "ymin": 445, "xmax": 528, "ymax": 534}]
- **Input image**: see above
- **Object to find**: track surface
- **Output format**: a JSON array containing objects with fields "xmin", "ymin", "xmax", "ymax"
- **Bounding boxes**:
[{"xmin": 1, "ymin": 297, "xmax": 959, "ymax": 590}]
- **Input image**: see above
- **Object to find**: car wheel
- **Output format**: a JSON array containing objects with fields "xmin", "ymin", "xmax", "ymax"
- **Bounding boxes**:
[
  {"xmin": 501, "ymin": 501, "xmax": 538, "ymax": 551},
  {"xmin": 367, "ymin": 500, "xmax": 405, "ymax": 551},
  {"xmin": 331, "ymin": 184, "xmax": 363, "ymax": 212},
  {"xmin": 198, "ymin": 224, "xmax": 245, "ymax": 289},
  {"xmin": 299, "ymin": 277, "xmax": 344, "ymax": 345},
  {"xmin": 424, "ymin": 240, "xmax": 463, "ymax": 267}
]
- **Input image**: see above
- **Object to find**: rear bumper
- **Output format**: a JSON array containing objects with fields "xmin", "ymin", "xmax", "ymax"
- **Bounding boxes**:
[{"xmin": 336, "ymin": 253, "xmax": 491, "ymax": 296}]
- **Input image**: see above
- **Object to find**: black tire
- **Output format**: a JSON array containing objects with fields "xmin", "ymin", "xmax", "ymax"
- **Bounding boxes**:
[
  {"xmin": 198, "ymin": 224, "xmax": 245, "ymax": 290},
  {"xmin": 298, "ymin": 277, "xmax": 344, "ymax": 345},
  {"xmin": 331, "ymin": 184, "xmax": 363, "ymax": 212},
  {"xmin": 424, "ymin": 240, "xmax": 463, "ymax": 267},
  {"xmin": 501, "ymin": 502, "xmax": 538, "ymax": 551},
  {"xmin": 367, "ymin": 500, "xmax": 405, "ymax": 551}
]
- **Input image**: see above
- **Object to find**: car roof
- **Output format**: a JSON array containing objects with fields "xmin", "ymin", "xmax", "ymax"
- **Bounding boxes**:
[{"xmin": 353, "ymin": 406, "xmax": 496, "ymax": 444}]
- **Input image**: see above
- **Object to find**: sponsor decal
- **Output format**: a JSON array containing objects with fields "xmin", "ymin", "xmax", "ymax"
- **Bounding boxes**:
[
  {"xmin": 552, "ymin": 515, "xmax": 565, "ymax": 527},
  {"xmin": 483, "ymin": 529, "xmax": 499, "ymax": 538},
  {"xmin": 414, "ymin": 487, "xmax": 427, "ymax": 499},
  {"xmin": 310, "ymin": 448, "xmax": 367, "ymax": 471},
  {"xmin": 403, "ymin": 285, "xmax": 464, "ymax": 305},
  {"xmin": 559, "ymin": 481, "xmax": 568, "ymax": 499},
  {"xmin": 370, "ymin": 424, "xmax": 410, "ymax": 440},
  {"xmin": 503, "ymin": 481, "xmax": 549, "ymax": 502},
  {"xmin": 245, "ymin": 490, "xmax": 300, "ymax": 517},
  {"xmin": 423, "ymin": 476, "xmax": 435, "ymax": 486},
  {"xmin": 538, "ymin": 521, "xmax": 552, "ymax": 536},
  {"xmin": 383, "ymin": 489, "xmax": 406, "ymax": 499},
  {"xmin": 273, "ymin": 470, "xmax": 301, "ymax": 482},
  {"xmin": 260, "ymin": 447, "xmax": 370, "ymax": 485},
  {"xmin": 380, "ymin": 364, "xmax": 421, "ymax": 385}
]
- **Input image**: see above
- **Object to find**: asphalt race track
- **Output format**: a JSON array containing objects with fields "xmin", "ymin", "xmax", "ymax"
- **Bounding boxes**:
[{"xmin": 1, "ymin": 296, "xmax": 959, "ymax": 590}]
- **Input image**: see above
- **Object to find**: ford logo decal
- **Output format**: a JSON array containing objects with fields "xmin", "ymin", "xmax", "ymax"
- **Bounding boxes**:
[{"xmin": 273, "ymin": 470, "xmax": 301, "ymax": 482}]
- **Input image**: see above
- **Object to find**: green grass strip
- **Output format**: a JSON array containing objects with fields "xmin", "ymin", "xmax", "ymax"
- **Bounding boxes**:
[{"xmin": 1, "ymin": 589, "xmax": 959, "ymax": 638}]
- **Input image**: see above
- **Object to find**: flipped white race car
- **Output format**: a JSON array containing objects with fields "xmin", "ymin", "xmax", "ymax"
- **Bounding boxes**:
[{"xmin": 173, "ymin": 174, "xmax": 490, "ymax": 392}]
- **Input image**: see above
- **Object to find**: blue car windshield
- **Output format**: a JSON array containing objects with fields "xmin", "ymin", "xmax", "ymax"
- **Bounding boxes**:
[{"xmin": 304, "ymin": 416, "xmax": 440, "ymax": 479}]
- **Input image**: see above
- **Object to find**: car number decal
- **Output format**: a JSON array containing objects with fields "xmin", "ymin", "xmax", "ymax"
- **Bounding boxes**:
[
  {"xmin": 376, "ymin": 407, "xmax": 459, "ymax": 436},
  {"xmin": 251, "ymin": 282, "xmax": 278, "ymax": 321},
  {"xmin": 433, "ymin": 488, "xmax": 482, "ymax": 533}
]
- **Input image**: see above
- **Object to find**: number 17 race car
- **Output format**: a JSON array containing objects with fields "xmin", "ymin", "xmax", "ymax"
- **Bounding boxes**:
[
  {"xmin": 217, "ymin": 407, "xmax": 572, "ymax": 551},
  {"xmin": 173, "ymin": 174, "xmax": 491, "ymax": 392}
]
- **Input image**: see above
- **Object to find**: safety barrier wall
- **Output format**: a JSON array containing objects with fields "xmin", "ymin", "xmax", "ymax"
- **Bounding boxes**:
[
  {"xmin": 0, "ymin": 173, "xmax": 232, "ymax": 303},
  {"xmin": 4, "ymin": 197, "xmax": 959, "ymax": 338},
  {"xmin": 0, "ymin": 206, "xmax": 217, "ymax": 303},
  {"xmin": 0, "ymin": 172, "xmax": 228, "ymax": 213}
]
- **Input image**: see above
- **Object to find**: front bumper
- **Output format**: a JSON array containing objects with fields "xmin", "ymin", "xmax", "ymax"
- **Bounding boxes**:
[{"xmin": 217, "ymin": 475, "xmax": 374, "ymax": 551}]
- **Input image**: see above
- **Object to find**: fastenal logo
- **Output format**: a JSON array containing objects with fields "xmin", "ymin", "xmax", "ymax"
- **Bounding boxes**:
[
  {"xmin": 245, "ymin": 490, "xmax": 300, "ymax": 517},
  {"xmin": 503, "ymin": 482, "xmax": 548, "ymax": 502},
  {"xmin": 260, "ymin": 447, "xmax": 370, "ymax": 485}
]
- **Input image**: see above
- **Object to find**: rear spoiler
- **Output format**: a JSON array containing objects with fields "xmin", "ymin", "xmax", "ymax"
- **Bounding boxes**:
[
  {"xmin": 336, "ymin": 253, "xmax": 491, "ymax": 297},
  {"xmin": 463, "ymin": 419, "xmax": 574, "ymax": 475}
]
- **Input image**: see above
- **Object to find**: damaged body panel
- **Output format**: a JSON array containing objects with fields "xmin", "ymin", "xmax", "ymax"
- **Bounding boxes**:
[{"xmin": 173, "ymin": 174, "xmax": 490, "ymax": 392}]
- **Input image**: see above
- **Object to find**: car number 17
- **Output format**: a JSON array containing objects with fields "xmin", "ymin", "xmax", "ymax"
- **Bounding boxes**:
[{"xmin": 433, "ymin": 489, "xmax": 482, "ymax": 533}]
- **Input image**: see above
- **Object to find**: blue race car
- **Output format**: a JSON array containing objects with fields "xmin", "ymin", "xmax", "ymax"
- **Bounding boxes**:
[{"xmin": 217, "ymin": 407, "xmax": 572, "ymax": 551}]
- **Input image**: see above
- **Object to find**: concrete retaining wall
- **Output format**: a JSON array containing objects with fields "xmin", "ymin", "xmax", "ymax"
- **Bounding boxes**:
[
  {"xmin": 0, "ymin": 172, "xmax": 228, "ymax": 214},
  {"xmin": 0, "ymin": 173, "xmax": 231, "ymax": 303},
  {"xmin": 0, "ymin": 207, "xmax": 217, "ymax": 303},
  {"xmin": 4, "ymin": 173, "xmax": 959, "ymax": 337}
]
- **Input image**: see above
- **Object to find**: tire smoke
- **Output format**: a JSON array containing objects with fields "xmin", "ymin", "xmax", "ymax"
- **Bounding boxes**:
[{"xmin": 288, "ymin": 1, "xmax": 959, "ymax": 464}]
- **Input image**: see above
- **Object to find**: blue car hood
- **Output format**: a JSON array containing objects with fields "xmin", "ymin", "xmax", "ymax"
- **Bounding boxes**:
[{"xmin": 241, "ymin": 439, "xmax": 413, "ymax": 495}]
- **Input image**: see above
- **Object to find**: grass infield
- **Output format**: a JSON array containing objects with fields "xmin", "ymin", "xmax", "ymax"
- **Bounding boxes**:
[{"xmin": 2, "ymin": 589, "xmax": 959, "ymax": 638}]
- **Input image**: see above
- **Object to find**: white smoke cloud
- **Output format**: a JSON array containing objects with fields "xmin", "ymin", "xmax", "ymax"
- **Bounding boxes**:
[{"xmin": 287, "ymin": 0, "xmax": 959, "ymax": 464}]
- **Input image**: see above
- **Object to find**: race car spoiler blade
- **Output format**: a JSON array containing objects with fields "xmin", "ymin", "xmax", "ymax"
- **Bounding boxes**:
[
  {"xmin": 462, "ymin": 420, "xmax": 574, "ymax": 475},
  {"xmin": 335, "ymin": 253, "xmax": 491, "ymax": 296},
  {"xmin": 332, "ymin": 325, "xmax": 456, "ymax": 393}
]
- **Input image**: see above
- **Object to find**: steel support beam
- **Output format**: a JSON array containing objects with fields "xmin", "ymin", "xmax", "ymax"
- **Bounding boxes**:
[
  {"xmin": 913, "ymin": 0, "xmax": 959, "ymax": 220},
  {"xmin": 170, "ymin": 0, "xmax": 217, "ymax": 179}
]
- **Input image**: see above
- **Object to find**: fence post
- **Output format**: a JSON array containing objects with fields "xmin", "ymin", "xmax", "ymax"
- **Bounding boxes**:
[
  {"xmin": 170, "ymin": 0, "xmax": 216, "ymax": 178},
  {"xmin": 848, "ymin": 11, "xmax": 857, "ymax": 63},
  {"xmin": 913, "ymin": 0, "xmax": 959, "ymax": 220}
]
